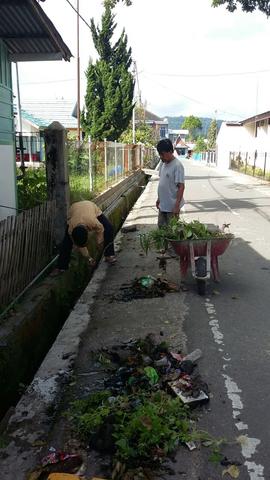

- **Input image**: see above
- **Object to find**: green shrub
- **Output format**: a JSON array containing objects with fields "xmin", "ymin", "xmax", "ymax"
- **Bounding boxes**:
[
  {"xmin": 140, "ymin": 217, "xmax": 233, "ymax": 254},
  {"xmin": 17, "ymin": 167, "xmax": 47, "ymax": 210}
]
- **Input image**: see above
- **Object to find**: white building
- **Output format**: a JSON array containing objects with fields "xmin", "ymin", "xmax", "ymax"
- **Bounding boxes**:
[{"xmin": 216, "ymin": 111, "xmax": 270, "ymax": 170}]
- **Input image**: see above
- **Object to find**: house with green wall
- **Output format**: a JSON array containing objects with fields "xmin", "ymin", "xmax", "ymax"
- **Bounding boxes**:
[
  {"xmin": 0, "ymin": 0, "xmax": 72, "ymax": 221},
  {"xmin": 0, "ymin": 40, "xmax": 15, "ymax": 219}
]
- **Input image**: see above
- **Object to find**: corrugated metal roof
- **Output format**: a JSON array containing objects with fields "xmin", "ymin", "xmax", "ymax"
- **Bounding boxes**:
[
  {"xmin": 21, "ymin": 99, "xmax": 78, "ymax": 129},
  {"xmin": 242, "ymin": 110, "xmax": 270, "ymax": 125},
  {"xmin": 0, "ymin": 0, "xmax": 72, "ymax": 62}
]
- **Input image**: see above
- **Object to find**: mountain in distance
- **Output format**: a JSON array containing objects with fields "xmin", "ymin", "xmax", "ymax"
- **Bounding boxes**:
[{"xmin": 166, "ymin": 116, "xmax": 224, "ymax": 137}]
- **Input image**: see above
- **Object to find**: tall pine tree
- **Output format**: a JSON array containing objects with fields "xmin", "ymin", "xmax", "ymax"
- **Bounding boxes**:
[
  {"xmin": 207, "ymin": 119, "xmax": 217, "ymax": 149},
  {"xmin": 82, "ymin": 5, "xmax": 134, "ymax": 141}
]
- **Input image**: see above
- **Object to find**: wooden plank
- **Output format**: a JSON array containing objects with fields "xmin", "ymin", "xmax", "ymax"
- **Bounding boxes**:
[
  {"xmin": 9, "ymin": 212, "xmax": 24, "ymax": 300},
  {"xmin": 32, "ymin": 204, "xmax": 42, "ymax": 276},
  {"xmin": 3, "ymin": 214, "xmax": 16, "ymax": 305},
  {"xmin": 41, "ymin": 202, "xmax": 50, "ymax": 264},
  {"xmin": 0, "ymin": 218, "xmax": 8, "ymax": 306},
  {"xmin": 22, "ymin": 207, "xmax": 33, "ymax": 288},
  {"xmin": 1, "ymin": 216, "xmax": 13, "ymax": 305},
  {"xmin": 39, "ymin": 202, "xmax": 47, "ymax": 265},
  {"xmin": 27, "ymin": 205, "xmax": 40, "ymax": 281},
  {"xmin": 47, "ymin": 201, "xmax": 55, "ymax": 259},
  {"xmin": 15, "ymin": 211, "xmax": 28, "ymax": 297}
]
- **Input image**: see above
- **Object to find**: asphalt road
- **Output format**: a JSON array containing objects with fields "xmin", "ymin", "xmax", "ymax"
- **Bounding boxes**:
[{"xmin": 182, "ymin": 159, "xmax": 270, "ymax": 479}]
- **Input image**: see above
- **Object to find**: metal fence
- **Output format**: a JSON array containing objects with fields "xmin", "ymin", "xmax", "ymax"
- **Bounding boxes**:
[
  {"xmin": 230, "ymin": 151, "xmax": 270, "ymax": 180},
  {"xmin": 0, "ymin": 201, "xmax": 56, "ymax": 311},
  {"xmin": 15, "ymin": 136, "xmax": 157, "ymax": 208},
  {"xmin": 192, "ymin": 150, "xmax": 217, "ymax": 165},
  {"xmin": 67, "ymin": 139, "xmax": 157, "ymax": 202},
  {"xmin": 200, "ymin": 150, "xmax": 217, "ymax": 165}
]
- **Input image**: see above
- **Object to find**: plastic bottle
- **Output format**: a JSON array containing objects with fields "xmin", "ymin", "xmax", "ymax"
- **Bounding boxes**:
[{"xmin": 184, "ymin": 348, "xmax": 202, "ymax": 363}]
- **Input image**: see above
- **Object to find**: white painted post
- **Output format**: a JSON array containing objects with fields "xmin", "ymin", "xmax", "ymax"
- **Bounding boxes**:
[
  {"xmin": 114, "ymin": 140, "xmax": 117, "ymax": 182},
  {"xmin": 128, "ymin": 146, "xmax": 130, "ymax": 172},
  {"xmin": 122, "ymin": 144, "xmax": 125, "ymax": 179},
  {"xmin": 104, "ymin": 138, "xmax": 107, "ymax": 187},
  {"xmin": 88, "ymin": 135, "xmax": 93, "ymax": 191},
  {"xmin": 28, "ymin": 136, "xmax": 33, "ymax": 164}
]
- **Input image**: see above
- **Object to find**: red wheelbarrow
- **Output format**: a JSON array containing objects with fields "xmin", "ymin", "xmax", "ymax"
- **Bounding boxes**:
[{"xmin": 168, "ymin": 234, "xmax": 233, "ymax": 295}]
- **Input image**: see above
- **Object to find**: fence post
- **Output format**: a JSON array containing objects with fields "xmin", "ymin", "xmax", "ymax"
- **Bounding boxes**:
[
  {"xmin": 263, "ymin": 152, "xmax": 267, "ymax": 179},
  {"xmin": 128, "ymin": 146, "xmax": 130, "ymax": 173},
  {"xmin": 122, "ymin": 144, "xmax": 125, "ymax": 179},
  {"xmin": 88, "ymin": 136, "xmax": 93, "ymax": 191},
  {"xmin": 114, "ymin": 140, "xmax": 117, "ymax": 182},
  {"xmin": 44, "ymin": 121, "xmax": 69, "ymax": 246},
  {"xmin": 253, "ymin": 150, "xmax": 257, "ymax": 176},
  {"xmin": 245, "ymin": 152, "xmax": 248, "ymax": 174},
  {"xmin": 104, "ymin": 138, "xmax": 107, "ymax": 187}
]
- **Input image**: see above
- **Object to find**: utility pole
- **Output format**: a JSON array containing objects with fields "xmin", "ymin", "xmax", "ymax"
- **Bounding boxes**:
[
  {"xmin": 215, "ymin": 109, "xmax": 218, "ymax": 147},
  {"xmin": 133, "ymin": 60, "xmax": 141, "ymax": 105},
  {"xmin": 132, "ymin": 61, "xmax": 142, "ymax": 144},
  {"xmin": 15, "ymin": 63, "xmax": 25, "ymax": 175},
  {"xmin": 132, "ymin": 61, "xmax": 136, "ymax": 144},
  {"xmin": 76, "ymin": 0, "xmax": 81, "ymax": 143}
]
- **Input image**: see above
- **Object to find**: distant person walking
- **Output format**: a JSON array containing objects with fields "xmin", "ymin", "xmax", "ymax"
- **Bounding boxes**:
[{"xmin": 156, "ymin": 138, "xmax": 185, "ymax": 227}]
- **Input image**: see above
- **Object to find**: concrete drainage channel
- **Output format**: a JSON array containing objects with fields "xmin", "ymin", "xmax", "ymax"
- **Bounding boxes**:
[{"xmin": 0, "ymin": 171, "xmax": 147, "ymax": 430}]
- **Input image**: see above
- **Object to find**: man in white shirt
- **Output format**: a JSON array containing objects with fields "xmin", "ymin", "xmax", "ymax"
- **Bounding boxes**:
[{"xmin": 156, "ymin": 138, "xmax": 185, "ymax": 227}]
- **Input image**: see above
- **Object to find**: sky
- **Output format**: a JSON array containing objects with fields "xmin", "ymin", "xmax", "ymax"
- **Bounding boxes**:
[{"xmin": 14, "ymin": 0, "xmax": 270, "ymax": 121}]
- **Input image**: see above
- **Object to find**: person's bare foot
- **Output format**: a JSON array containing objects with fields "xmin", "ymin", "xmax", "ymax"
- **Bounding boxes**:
[
  {"xmin": 105, "ymin": 255, "xmax": 117, "ymax": 264},
  {"xmin": 88, "ymin": 257, "xmax": 96, "ymax": 267}
]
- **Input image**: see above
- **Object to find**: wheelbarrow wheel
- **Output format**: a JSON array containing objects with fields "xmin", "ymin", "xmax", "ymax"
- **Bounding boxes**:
[
  {"xmin": 197, "ymin": 279, "xmax": 206, "ymax": 296},
  {"xmin": 195, "ymin": 257, "xmax": 207, "ymax": 295}
]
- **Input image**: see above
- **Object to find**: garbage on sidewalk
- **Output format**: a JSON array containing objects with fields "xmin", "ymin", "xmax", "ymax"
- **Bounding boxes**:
[
  {"xmin": 113, "ymin": 275, "xmax": 179, "ymax": 302},
  {"xmin": 65, "ymin": 334, "xmax": 210, "ymax": 479},
  {"xmin": 28, "ymin": 450, "xmax": 83, "ymax": 480},
  {"xmin": 41, "ymin": 450, "xmax": 82, "ymax": 469}
]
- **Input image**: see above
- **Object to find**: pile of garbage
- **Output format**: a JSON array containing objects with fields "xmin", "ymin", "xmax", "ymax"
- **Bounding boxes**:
[
  {"xmin": 113, "ymin": 276, "xmax": 178, "ymax": 302},
  {"xmin": 65, "ymin": 335, "xmax": 209, "ymax": 479},
  {"xmin": 100, "ymin": 336, "xmax": 208, "ymax": 404}
]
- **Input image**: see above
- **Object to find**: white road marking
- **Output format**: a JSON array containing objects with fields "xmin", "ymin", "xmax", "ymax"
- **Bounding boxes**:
[
  {"xmin": 236, "ymin": 422, "xmax": 249, "ymax": 431},
  {"xmin": 204, "ymin": 298, "xmax": 264, "ymax": 479},
  {"xmin": 219, "ymin": 199, "xmax": 240, "ymax": 216}
]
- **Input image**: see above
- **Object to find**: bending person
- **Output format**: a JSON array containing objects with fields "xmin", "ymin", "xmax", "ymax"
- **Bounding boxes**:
[{"xmin": 55, "ymin": 200, "xmax": 116, "ymax": 273}]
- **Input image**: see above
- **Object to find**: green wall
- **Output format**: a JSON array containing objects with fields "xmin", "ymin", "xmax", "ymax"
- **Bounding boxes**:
[{"xmin": 0, "ymin": 40, "xmax": 14, "ymax": 145}]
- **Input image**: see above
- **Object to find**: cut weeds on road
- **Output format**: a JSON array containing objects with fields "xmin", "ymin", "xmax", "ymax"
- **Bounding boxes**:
[{"xmin": 65, "ymin": 334, "xmax": 226, "ymax": 479}]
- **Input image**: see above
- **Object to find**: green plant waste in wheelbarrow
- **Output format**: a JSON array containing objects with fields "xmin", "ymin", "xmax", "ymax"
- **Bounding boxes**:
[{"xmin": 140, "ymin": 218, "xmax": 234, "ymax": 295}]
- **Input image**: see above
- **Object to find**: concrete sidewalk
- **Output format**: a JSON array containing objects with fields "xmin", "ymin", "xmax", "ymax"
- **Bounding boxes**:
[{"xmin": 1, "ymin": 175, "xmax": 193, "ymax": 479}]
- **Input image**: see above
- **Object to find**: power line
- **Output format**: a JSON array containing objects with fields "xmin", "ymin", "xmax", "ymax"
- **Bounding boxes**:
[
  {"xmin": 64, "ymin": 0, "xmax": 92, "ymax": 30},
  {"xmin": 145, "ymin": 68, "xmax": 270, "ymax": 78},
  {"xmin": 21, "ymin": 78, "xmax": 77, "ymax": 85},
  {"xmin": 142, "ymin": 73, "xmax": 243, "ymax": 119}
]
